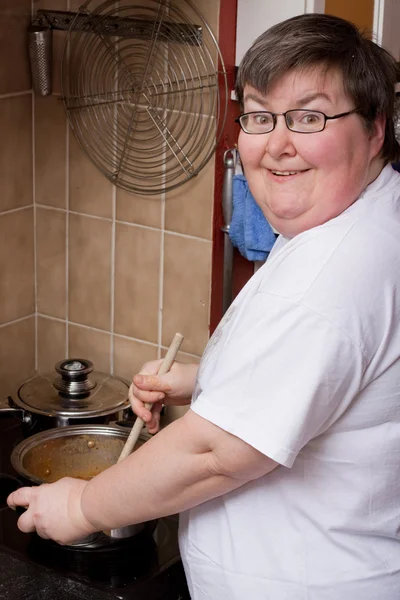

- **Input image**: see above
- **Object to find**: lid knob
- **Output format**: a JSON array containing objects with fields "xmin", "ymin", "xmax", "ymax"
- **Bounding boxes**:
[{"xmin": 54, "ymin": 358, "xmax": 96, "ymax": 399}]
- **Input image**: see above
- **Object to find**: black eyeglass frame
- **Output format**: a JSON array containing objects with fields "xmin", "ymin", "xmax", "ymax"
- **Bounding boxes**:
[{"xmin": 235, "ymin": 109, "xmax": 361, "ymax": 134}]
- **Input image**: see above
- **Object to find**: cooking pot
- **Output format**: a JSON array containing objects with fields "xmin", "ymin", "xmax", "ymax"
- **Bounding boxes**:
[
  {"xmin": 10, "ymin": 423, "xmax": 148, "ymax": 542},
  {"xmin": 1, "ymin": 358, "xmax": 131, "ymax": 430}
]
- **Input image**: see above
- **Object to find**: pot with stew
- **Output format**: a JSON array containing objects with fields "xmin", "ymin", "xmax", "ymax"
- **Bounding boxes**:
[{"xmin": 10, "ymin": 423, "xmax": 148, "ymax": 542}]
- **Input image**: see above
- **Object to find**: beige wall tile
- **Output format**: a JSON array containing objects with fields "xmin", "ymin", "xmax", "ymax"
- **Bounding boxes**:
[
  {"xmin": 68, "ymin": 323, "xmax": 111, "ymax": 374},
  {"xmin": 36, "ymin": 207, "xmax": 66, "ymax": 318},
  {"xmin": 69, "ymin": 133, "xmax": 113, "ymax": 218},
  {"xmin": 0, "ymin": 95, "xmax": 33, "ymax": 212},
  {"xmin": 161, "ymin": 404, "xmax": 190, "ymax": 426},
  {"xmin": 0, "ymin": 209, "xmax": 35, "ymax": 324},
  {"xmin": 197, "ymin": 0, "xmax": 220, "ymax": 41},
  {"xmin": 69, "ymin": 0, "xmax": 84, "ymax": 10},
  {"xmin": 173, "ymin": 0, "xmax": 220, "ymax": 60},
  {"xmin": 113, "ymin": 336, "xmax": 158, "ymax": 382},
  {"xmin": 165, "ymin": 156, "xmax": 214, "ymax": 239},
  {"xmin": 163, "ymin": 233, "xmax": 211, "ymax": 356},
  {"xmin": 114, "ymin": 224, "xmax": 161, "ymax": 343},
  {"xmin": 37, "ymin": 316, "xmax": 66, "ymax": 373},
  {"xmin": 35, "ymin": 96, "xmax": 66, "ymax": 208},
  {"xmin": 0, "ymin": 1, "xmax": 31, "ymax": 95},
  {"xmin": 0, "ymin": 318, "xmax": 35, "ymax": 398},
  {"xmin": 52, "ymin": 30, "xmax": 67, "ymax": 96},
  {"xmin": 116, "ymin": 188, "xmax": 162, "ymax": 229},
  {"xmin": 34, "ymin": 0, "xmax": 67, "ymax": 9},
  {"xmin": 161, "ymin": 348, "xmax": 201, "ymax": 364},
  {"xmin": 69, "ymin": 213, "xmax": 112, "ymax": 330}
]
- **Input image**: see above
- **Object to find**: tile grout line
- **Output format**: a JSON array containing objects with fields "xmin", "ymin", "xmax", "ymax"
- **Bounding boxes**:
[
  {"xmin": 30, "ymin": 0, "xmax": 36, "ymax": 372},
  {"xmin": 65, "ymin": 104, "xmax": 70, "ymax": 359},
  {"xmin": 157, "ymin": 95, "xmax": 169, "ymax": 359},
  {"xmin": 0, "ymin": 315, "xmax": 35, "ymax": 329},
  {"xmin": 34, "ymin": 313, "xmax": 202, "ymax": 359},
  {"xmin": 0, "ymin": 205, "xmax": 33, "ymax": 217},
  {"xmin": 110, "ymin": 44, "xmax": 118, "ymax": 375},
  {"xmin": 110, "ymin": 184, "xmax": 116, "ymax": 374},
  {"xmin": 66, "ymin": 0, "xmax": 70, "ymax": 359},
  {"xmin": 158, "ymin": 192, "xmax": 166, "ymax": 360},
  {"xmin": 158, "ymin": 130, "xmax": 167, "ymax": 359},
  {"xmin": 31, "ymin": 0, "xmax": 36, "ymax": 372},
  {"xmin": 32, "ymin": 87, "xmax": 38, "ymax": 373},
  {"xmin": 0, "ymin": 90, "xmax": 31, "ymax": 100},
  {"xmin": 29, "ymin": 204, "xmax": 211, "ymax": 244}
]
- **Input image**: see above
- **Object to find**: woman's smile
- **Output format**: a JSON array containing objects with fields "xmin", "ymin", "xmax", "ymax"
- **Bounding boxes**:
[{"xmin": 266, "ymin": 168, "xmax": 311, "ymax": 182}]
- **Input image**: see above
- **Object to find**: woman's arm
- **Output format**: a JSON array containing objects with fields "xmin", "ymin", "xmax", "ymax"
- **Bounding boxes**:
[{"xmin": 8, "ymin": 410, "xmax": 278, "ymax": 544}]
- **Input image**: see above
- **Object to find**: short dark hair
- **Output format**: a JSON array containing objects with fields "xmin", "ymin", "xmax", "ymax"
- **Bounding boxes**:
[{"xmin": 235, "ymin": 13, "xmax": 400, "ymax": 163}]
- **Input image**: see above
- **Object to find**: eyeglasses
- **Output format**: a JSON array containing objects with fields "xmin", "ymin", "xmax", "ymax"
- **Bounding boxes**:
[{"xmin": 235, "ymin": 109, "xmax": 360, "ymax": 134}]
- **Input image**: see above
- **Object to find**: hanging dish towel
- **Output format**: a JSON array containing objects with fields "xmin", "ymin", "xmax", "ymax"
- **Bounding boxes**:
[{"xmin": 229, "ymin": 173, "xmax": 277, "ymax": 261}]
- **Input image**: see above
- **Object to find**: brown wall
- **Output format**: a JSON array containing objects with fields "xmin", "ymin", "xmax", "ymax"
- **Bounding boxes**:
[
  {"xmin": 325, "ymin": 0, "xmax": 374, "ymax": 32},
  {"xmin": 1, "ymin": 0, "xmax": 219, "ymax": 410}
]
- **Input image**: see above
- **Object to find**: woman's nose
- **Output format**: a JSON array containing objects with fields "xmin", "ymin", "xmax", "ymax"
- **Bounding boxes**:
[{"xmin": 265, "ymin": 116, "xmax": 296, "ymax": 158}]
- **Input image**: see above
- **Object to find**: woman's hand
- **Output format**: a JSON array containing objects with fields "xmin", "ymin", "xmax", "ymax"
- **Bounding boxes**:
[
  {"xmin": 7, "ymin": 478, "xmax": 97, "ymax": 545},
  {"xmin": 129, "ymin": 360, "xmax": 199, "ymax": 433}
]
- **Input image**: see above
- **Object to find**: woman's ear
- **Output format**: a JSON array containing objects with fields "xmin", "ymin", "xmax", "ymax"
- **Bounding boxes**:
[{"xmin": 370, "ymin": 114, "xmax": 386, "ymax": 158}]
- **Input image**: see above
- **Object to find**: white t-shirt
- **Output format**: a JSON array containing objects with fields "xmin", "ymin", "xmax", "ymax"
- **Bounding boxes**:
[{"xmin": 179, "ymin": 165, "xmax": 400, "ymax": 599}]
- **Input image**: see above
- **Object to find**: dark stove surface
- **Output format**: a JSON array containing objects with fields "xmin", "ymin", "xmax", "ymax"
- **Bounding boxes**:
[{"xmin": 0, "ymin": 416, "xmax": 189, "ymax": 600}]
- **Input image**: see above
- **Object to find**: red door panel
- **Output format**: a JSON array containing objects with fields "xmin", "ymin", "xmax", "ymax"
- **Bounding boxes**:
[{"xmin": 210, "ymin": 0, "xmax": 253, "ymax": 333}]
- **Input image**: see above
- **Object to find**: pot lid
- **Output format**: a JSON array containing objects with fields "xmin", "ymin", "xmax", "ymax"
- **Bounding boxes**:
[{"xmin": 17, "ymin": 358, "xmax": 130, "ymax": 418}]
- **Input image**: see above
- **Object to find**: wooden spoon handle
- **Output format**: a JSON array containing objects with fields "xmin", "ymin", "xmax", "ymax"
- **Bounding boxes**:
[{"xmin": 117, "ymin": 332, "xmax": 184, "ymax": 462}]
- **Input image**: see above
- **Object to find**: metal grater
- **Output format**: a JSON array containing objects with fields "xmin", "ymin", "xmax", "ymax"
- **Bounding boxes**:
[{"xmin": 28, "ymin": 25, "xmax": 52, "ymax": 96}]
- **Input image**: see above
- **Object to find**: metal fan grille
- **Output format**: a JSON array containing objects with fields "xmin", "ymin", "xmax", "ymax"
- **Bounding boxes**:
[{"xmin": 62, "ymin": 0, "xmax": 227, "ymax": 195}]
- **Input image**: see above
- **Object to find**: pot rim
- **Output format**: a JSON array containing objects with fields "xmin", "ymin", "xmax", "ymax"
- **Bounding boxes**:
[{"xmin": 10, "ymin": 424, "xmax": 131, "ymax": 485}]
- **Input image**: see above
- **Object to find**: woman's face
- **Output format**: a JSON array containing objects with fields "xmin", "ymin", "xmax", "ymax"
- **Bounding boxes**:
[{"xmin": 238, "ymin": 68, "xmax": 385, "ymax": 237}]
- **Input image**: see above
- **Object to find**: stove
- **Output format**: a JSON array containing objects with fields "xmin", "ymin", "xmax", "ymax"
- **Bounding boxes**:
[{"xmin": 0, "ymin": 415, "xmax": 190, "ymax": 600}]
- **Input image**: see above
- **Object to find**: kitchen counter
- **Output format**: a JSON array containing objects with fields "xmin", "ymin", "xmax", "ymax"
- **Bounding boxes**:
[
  {"xmin": 0, "ymin": 550, "xmax": 115, "ymax": 600},
  {"xmin": 0, "ymin": 548, "xmax": 189, "ymax": 600}
]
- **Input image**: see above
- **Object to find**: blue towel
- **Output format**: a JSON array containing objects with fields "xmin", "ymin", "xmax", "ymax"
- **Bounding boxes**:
[{"xmin": 229, "ymin": 174, "xmax": 276, "ymax": 261}]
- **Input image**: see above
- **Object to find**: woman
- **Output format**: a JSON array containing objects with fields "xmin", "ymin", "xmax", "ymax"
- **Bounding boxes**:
[{"xmin": 8, "ymin": 14, "xmax": 400, "ymax": 599}]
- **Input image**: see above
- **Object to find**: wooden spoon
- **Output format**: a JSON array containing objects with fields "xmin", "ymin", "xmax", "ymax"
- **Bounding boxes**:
[{"xmin": 117, "ymin": 332, "xmax": 184, "ymax": 462}]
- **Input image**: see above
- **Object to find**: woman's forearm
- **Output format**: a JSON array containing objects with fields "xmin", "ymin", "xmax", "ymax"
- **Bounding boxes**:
[{"xmin": 80, "ymin": 410, "xmax": 276, "ymax": 531}]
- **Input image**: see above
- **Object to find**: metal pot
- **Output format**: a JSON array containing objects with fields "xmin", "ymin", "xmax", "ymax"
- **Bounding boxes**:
[
  {"xmin": 10, "ymin": 423, "xmax": 148, "ymax": 541},
  {"xmin": 1, "ymin": 358, "xmax": 131, "ymax": 430}
]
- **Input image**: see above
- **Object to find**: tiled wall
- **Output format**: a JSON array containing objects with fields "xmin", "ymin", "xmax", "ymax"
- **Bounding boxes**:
[
  {"xmin": 0, "ymin": 0, "xmax": 35, "ymax": 396},
  {"xmin": 1, "ymin": 0, "xmax": 220, "ymax": 415}
]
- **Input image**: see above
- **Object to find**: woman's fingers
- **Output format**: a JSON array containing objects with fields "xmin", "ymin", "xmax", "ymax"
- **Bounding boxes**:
[
  {"xmin": 8, "ymin": 479, "xmax": 94, "ymax": 545},
  {"xmin": 128, "ymin": 380, "xmax": 164, "ymax": 433},
  {"xmin": 7, "ymin": 486, "xmax": 32, "ymax": 510},
  {"xmin": 18, "ymin": 511, "xmax": 42, "ymax": 534},
  {"xmin": 133, "ymin": 373, "xmax": 171, "ymax": 392},
  {"xmin": 7, "ymin": 487, "xmax": 38, "ymax": 534},
  {"xmin": 145, "ymin": 402, "xmax": 163, "ymax": 433},
  {"xmin": 128, "ymin": 383, "xmax": 162, "ymax": 421}
]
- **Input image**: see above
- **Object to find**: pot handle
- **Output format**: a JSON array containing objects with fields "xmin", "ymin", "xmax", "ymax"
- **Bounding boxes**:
[{"xmin": 0, "ymin": 396, "xmax": 23, "ymax": 416}]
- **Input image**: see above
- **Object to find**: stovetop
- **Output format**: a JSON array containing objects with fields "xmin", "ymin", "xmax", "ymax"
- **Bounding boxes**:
[{"xmin": 0, "ymin": 415, "xmax": 189, "ymax": 600}]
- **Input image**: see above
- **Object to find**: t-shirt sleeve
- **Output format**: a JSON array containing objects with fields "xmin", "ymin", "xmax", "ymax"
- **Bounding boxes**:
[{"xmin": 191, "ymin": 292, "xmax": 367, "ymax": 468}]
